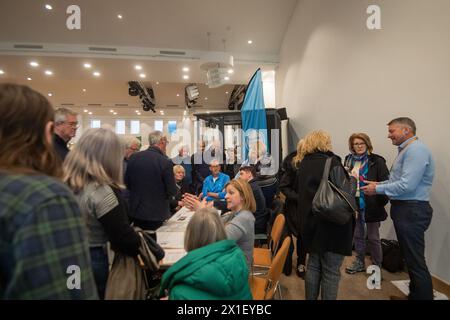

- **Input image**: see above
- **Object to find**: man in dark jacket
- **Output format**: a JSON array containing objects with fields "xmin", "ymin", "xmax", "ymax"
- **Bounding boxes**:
[
  {"xmin": 239, "ymin": 166, "xmax": 270, "ymax": 235},
  {"xmin": 53, "ymin": 107, "xmax": 78, "ymax": 161},
  {"xmin": 125, "ymin": 131, "xmax": 177, "ymax": 232}
]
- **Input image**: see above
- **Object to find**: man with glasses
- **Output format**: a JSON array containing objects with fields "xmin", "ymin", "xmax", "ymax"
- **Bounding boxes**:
[{"xmin": 54, "ymin": 107, "xmax": 78, "ymax": 161}]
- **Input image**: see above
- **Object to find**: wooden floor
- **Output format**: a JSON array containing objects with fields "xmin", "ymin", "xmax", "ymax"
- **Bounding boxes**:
[{"xmin": 278, "ymin": 254, "xmax": 411, "ymax": 300}]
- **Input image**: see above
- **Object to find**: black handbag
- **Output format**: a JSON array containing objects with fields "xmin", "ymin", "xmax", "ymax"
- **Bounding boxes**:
[{"xmin": 312, "ymin": 157, "xmax": 358, "ymax": 225}]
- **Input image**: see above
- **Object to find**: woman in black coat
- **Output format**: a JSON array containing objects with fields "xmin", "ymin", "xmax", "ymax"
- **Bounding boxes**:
[
  {"xmin": 343, "ymin": 133, "xmax": 389, "ymax": 274},
  {"xmin": 296, "ymin": 130, "xmax": 355, "ymax": 300},
  {"xmin": 279, "ymin": 139, "xmax": 307, "ymax": 278}
]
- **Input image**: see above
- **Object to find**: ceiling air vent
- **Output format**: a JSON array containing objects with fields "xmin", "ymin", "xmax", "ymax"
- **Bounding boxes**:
[
  {"xmin": 88, "ymin": 46, "xmax": 117, "ymax": 52},
  {"xmin": 61, "ymin": 103, "xmax": 75, "ymax": 106},
  {"xmin": 87, "ymin": 103, "xmax": 102, "ymax": 106},
  {"xmin": 14, "ymin": 44, "xmax": 44, "ymax": 49},
  {"xmin": 159, "ymin": 50, "xmax": 186, "ymax": 56},
  {"xmin": 115, "ymin": 103, "xmax": 128, "ymax": 107}
]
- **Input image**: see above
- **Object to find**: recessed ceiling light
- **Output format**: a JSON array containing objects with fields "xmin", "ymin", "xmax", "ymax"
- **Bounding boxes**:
[
  {"xmin": 88, "ymin": 112, "xmax": 93, "ymax": 115},
  {"xmin": 139, "ymin": 73, "xmax": 146, "ymax": 78},
  {"xmin": 225, "ymin": 91, "xmax": 229, "ymax": 94},
  {"xmin": 83, "ymin": 63, "xmax": 92, "ymax": 69},
  {"xmin": 27, "ymin": 77, "xmax": 32, "ymax": 81},
  {"xmin": 0, "ymin": 70, "xmax": 5, "ymax": 75},
  {"xmin": 45, "ymin": 70, "xmax": 53, "ymax": 75},
  {"xmin": 135, "ymin": 65, "xmax": 142, "ymax": 70},
  {"xmin": 156, "ymin": 81, "xmax": 159, "ymax": 85},
  {"xmin": 228, "ymin": 69, "xmax": 234, "ymax": 74},
  {"xmin": 113, "ymin": 112, "xmax": 117, "ymax": 115},
  {"xmin": 47, "ymin": 93, "xmax": 53, "ymax": 97},
  {"xmin": 204, "ymin": 97, "xmax": 208, "ymax": 100},
  {"xmin": 84, "ymin": 109, "xmax": 88, "ymax": 113},
  {"xmin": 182, "ymin": 67, "xmax": 189, "ymax": 72},
  {"xmin": 82, "ymin": 88, "xmax": 86, "ymax": 92},
  {"xmin": 207, "ymin": 111, "xmax": 210, "ymax": 114},
  {"xmin": 183, "ymin": 110, "xmax": 187, "ymax": 116},
  {"xmin": 183, "ymin": 75, "xmax": 189, "ymax": 80},
  {"xmin": 247, "ymin": 40, "xmax": 253, "ymax": 44},
  {"xmin": 110, "ymin": 110, "xmax": 114, "ymax": 113},
  {"xmin": 224, "ymin": 76, "xmax": 230, "ymax": 81},
  {"xmin": 30, "ymin": 61, "xmax": 39, "ymax": 67},
  {"xmin": 176, "ymin": 94, "xmax": 180, "ymax": 97},
  {"xmin": 45, "ymin": 4, "xmax": 52, "ymax": 10},
  {"xmin": 93, "ymin": 71, "xmax": 101, "ymax": 77},
  {"xmin": 117, "ymin": 14, "xmax": 123, "ymax": 19}
]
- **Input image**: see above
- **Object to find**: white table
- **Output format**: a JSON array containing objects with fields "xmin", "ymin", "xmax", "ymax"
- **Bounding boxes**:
[{"xmin": 156, "ymin": 207, "xmax": 194, "ymax": 267}]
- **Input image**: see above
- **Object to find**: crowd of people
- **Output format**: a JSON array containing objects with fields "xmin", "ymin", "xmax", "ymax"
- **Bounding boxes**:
[{"xmin": 0, "ymin": 83, "xmax": 435, "ymax": 300}]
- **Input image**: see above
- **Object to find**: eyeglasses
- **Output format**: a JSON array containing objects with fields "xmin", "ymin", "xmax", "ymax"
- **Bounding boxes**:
[
  {"xmin": 353, "ymin": 142, "xmax": 366, "ymax": 147},
  {"xmin": 65, "ymin": 121, "xmax": 79, "ymax": 128}
]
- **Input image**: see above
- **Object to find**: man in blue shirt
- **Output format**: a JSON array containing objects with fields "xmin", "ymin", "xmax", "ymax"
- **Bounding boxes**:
[
  {"xmin": 201, "ymin": 159, "xmax": 230, "ymax": 202},
  {"xmin": 362, "ymin": 117, "xmax": 435, "ymax": 300}
]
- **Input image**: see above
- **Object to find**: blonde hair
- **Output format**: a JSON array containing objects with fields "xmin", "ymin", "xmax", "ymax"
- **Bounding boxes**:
[
  {"xmin": 348, "ymin": 133, "xmax": 373, "ymax": 154},
  {"xmin": 292, "ymin": 139, "xmax": 305, "ymax": 168},
  {"xmin": 173, "ymin": 164, "xmax": 185, "ymax": 175},
  {"xmin": 225, "ymin": 178, "xmax": 256, "ymax": 213},
  {"xmin": 184, "ymin": 208, "xmax": 227, "ymax": 252},
  {"xmin": 300, "ymin": 130, "xmax": 332, "ymax": 158},
  {"xmin": 63, "ymin": 128, "xmax": 124, "ymax": 192}
]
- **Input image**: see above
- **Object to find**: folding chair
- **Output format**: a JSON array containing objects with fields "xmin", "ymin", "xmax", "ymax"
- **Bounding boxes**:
[
  {"xmin": 253, "ymin": 213, "xmax": 285, "ymax": 270},
  {"xmin": 250, "ymin": 236, "xmax": 291, "ymax": 300}
]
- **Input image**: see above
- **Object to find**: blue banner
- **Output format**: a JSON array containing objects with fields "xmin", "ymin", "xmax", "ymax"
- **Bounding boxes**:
[{"xmin": 241, "ymin": 69, "xmax": 268, "ymax": 162}]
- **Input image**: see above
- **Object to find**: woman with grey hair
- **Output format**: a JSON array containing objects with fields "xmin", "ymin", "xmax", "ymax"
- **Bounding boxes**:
[
  {"xmin": 64, "ymin": 128, "xmax": 140, "ymax": 299},
  {"xmin": 159, "ymin": 208, "xmax": 252, "ymax": 300}
]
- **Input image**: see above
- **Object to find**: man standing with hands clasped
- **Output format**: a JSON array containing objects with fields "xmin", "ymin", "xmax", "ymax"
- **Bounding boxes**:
[{"xmin": 361, "ymin": 117, "xmax": 435, "ymax": 300}]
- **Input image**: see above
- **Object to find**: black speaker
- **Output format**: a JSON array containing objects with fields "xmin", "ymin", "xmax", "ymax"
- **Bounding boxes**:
[{"xmin": 277, "ymin": 107, "xmax": 288, "ymax": 120}]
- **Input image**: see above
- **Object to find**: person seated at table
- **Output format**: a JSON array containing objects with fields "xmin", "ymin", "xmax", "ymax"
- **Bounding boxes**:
[
  {"xmin": 183, "ymin": 178, "xmax": 256, "ymax": 269},
  {"xmin": 238, "ymin": 165, "xmax": 270, "ymax": 234},
  {"xmin": 159, "ymin": 208, "xmax": 252, "ymax": 300},
  {"xmin": 170, "ymin": 165, "xmax": 192, "ymax": 214},
  {"xmin": 201, "ymin": 159, "xmax": 230, "ymax": 202}
]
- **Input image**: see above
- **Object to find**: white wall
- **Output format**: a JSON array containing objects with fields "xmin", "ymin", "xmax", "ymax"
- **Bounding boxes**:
[{"xmin": 277, "ymin": 0, "xmax": 450, "ymax": 282}]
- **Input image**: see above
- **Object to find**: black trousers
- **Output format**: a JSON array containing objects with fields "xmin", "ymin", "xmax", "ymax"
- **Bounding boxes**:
[{"xmin": 391, "ymin": 200, "xmax": 433, "ymax": 300}]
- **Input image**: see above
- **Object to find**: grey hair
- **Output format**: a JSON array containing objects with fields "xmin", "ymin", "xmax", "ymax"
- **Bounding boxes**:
[
  {"xmin": 173, "ymin": 164, "xmax": 185, "ymax": 174},
  {"xmin": 148, "ymin": 130, "xmax": 164, "ymax": 146},
  {"xmin": 184, "ymin": 208, "xmax": 227, "ymax": 252},
  {"xmin": 124, "ymin": 136, "xmax": 141, "ymax": 149},
  {"xmin": 63, "ymin": 128, "xmax": 124, "ymax": 192},
  {"xmin": 387, "ymin": 117, "xmax": 416, "ymax": 135},
  {"xmin": 54, "ymin": 107, "xmax": 77, "ymax": 124}
]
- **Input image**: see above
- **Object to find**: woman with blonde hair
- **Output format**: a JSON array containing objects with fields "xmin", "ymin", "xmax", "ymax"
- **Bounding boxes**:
[
  {"xmin": 279, "ymin": 139, "xmax": 307, "ymax": 277},
  {"xmin": 64, "ymin": 128, "xmax": 140, "ymax": 299},
  {"xmin": 159, "ymin": 208, "xmax": 252, "ymax": 299},
  {"xmin": 344, "ymin": 133, "xmax": 389, "ymax": 274},
  {"xmin": 296, "ymin": 130, "xmax": 355, "ymax": 300},
  {"xmin": 0, "ymin": 84, "xmax": 97, "ymax": 299},
  {"xmin": 183, "ymin": 178, "xmax": 256, "ymax": 269}
]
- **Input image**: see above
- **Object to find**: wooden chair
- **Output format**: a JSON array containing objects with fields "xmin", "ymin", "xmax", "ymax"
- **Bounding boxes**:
[
  {"xmin": 250, "ymin": 236, "xmax": 291, "ymax": 300},
  {"xmin": 253, "ymin": 213, "xmax": 285, "ymax": 269}
]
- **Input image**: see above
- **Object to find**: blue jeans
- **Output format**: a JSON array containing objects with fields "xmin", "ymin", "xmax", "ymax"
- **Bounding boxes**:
[
  {"xmin": 305, "ymin": 252, "xmax": 345, "ymax": 300},
  {"xmin": 90, "ymin": 246, "xmax": 109, "ymax": 300},
  {"xmin": 391, "ymin": 201, "xmax": 433, "ymax": 300}
]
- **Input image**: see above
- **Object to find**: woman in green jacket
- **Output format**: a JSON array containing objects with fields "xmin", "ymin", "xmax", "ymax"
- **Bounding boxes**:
[{"xmin": 159, "ymin": 208, "xmax": 252, "ymax": 300}]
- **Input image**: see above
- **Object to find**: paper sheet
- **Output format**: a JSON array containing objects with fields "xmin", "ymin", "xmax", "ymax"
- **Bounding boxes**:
[{"xmin": 391, "ymin": 280, "xmax": 449, "ymax": 300}]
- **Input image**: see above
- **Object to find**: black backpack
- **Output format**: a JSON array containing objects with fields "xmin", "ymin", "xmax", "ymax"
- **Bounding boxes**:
[{"xmin": 381, "ymin": 239, "xmax": 405, "ymax": 273}]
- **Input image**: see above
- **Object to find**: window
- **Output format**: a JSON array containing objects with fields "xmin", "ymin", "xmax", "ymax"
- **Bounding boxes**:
[
  {"xmin": 115, "ymin": 120, "xmax": 126, "ymax": 134},
  {"xmin": 90, "ymin": 119, "xmax": 101, "ymax": 128},
  {"xmin": 154, "ymin": 120, "xmax": 163, "ymax": 132},
  {"xmin": 168, "ymin": 120, "xmax": 177, "ymax": 135},
  {"xmin": 130, "ymin": 120, "xmax": 140, "ymax": 134}
]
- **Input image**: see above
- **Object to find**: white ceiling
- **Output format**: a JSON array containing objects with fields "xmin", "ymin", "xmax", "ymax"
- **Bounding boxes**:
[{"xmin": 0, "ymin": 0, "xmax": 298, "ymax": 116}]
